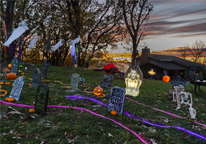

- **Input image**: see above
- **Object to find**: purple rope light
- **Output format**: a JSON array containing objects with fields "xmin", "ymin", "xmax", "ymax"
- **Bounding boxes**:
[
  {"xmin": 66, "ymin": 96, "xmax": 206, "ymax": 141},
  {"xmin": 125, "ymin": 97, "xmax": 206, "ymax": 127},
  {"xmin": 0, "ymin": 100, "xmax": 148, "ymax": 144}
]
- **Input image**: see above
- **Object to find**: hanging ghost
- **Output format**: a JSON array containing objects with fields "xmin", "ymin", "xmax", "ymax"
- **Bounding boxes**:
[
  {"xmin": 52, "ymin": 39, "xmax": 63, "ymax": 51},
  {"xmin": 29, "ymin": 35, "xmax": 38, "ymax": 50},
  {"xmin": 4, "ymin": 20, "xmax": 28, "ymax": 47},
  {"xmin": 70, "ymin": 35, "xmax": 80, "ymax": 57}
]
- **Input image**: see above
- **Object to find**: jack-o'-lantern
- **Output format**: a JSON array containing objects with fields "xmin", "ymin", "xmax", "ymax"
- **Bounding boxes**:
[
  {"xmin": 3, "ymin": 68, "xmax": 10, "ymax": 74},
  {"xmin": 162, "ymin": 76, "xmax": 170, "ymax": 82},
  {"xmin": 93, "ymin": 86, "xmax": 103, "ymax": 96},
  {"xmin": 8, "ymin": 64, "xmax": 12, "ymax": 68},
  {"xmin": 6, "ymin": 73, "xmax": 16, "ymax": 80}
]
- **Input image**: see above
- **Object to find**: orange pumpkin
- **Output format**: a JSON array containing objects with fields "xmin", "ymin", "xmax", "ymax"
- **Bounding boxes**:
[
  {"xmin": 5, "ymin": 97, "xmax": 9, "ymax": 101},
  {"xmin": 0, "ymin": 82, "xmax": 4, "ymax": 85},
  {"xmin": 8, "ymin": 64, "xmax": 12, "ymax": 68},
  {"xmin": 0, "ymin": 85, "xmax": 1, "ymax": 88},
  {"xmin": 93, "ymin": 86, "xmax": 103, "ymax": 96},
  {"xmin": 162, "ymin": 76, "xmax": 170, "ymax": 82},
  {"xmin": 8, "ymin": 97, "xmax": 15, "ymax": 102},
  {"xmin": 3, "ymin": 68, "xmax": 10, "ymax": 74},
  {"xmin": 5, "ymin": 82, "xmax": 10, "ymax": 85},
  {"xmin": 67, "ymin": 87, "xmax": 71, "ymax": 89},
  {"xmin": 28, "ymin": 84, "xmax": 31, "ymax": 86},
  {"xmin": 111, "ymin": 110, "xmax": 117, "ymax": 115},
  {"xmin": 6, "ymin": 73, "xmax": 16, "ymax": 80},
  {"xmin": 12, "ymin": 83, "xmax": 14, "ymax": 86},
  {"xmin": 28, "ymin": 109, "xmax": 36, "ymax": 113}
]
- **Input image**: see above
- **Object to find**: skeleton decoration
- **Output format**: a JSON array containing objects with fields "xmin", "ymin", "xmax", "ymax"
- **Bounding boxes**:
[
  {"xmin": 29, "ymin": 35, "xmax": 38, "ymax": 50},
  {"xmin": 52, "ymin": 39, "xmax": 63, "ymax": 51},
  {"xmin": 4, "ymin": 20, "xmax": 28, "ymax": 47},
  {"xmin": 172, "ymin": 85, "xmax": 196, "ymax": 119}
]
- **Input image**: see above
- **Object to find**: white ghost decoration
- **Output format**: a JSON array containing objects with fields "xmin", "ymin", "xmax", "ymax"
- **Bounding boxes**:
[
  {"xmin": 52, "ymin": 39, "xmax": 63, "ymax": 51},
  {"xmin": 4, "ymin": 20, "xmax": 29, "ymax": 47},
  {"xmin": 29, "ymin": 35, "xmax": 38, "ymax": 50},
  {"xmin": 70, "ymin": 35, "xmax": 80, "ymax": 57}
]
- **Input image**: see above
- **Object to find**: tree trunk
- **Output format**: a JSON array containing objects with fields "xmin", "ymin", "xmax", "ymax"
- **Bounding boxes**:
[
  {"xmin": 131, "ymin": 40, "xmax": 137, "ymax": 68},
  {"xmin": 5, "ymin": 0, "xmax": 16, "ymax": 60}
]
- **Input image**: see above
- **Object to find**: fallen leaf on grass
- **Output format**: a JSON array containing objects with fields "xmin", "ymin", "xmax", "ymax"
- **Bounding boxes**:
[
  {"xmin": 17, "ymin": 133, "xmax": 25, "ymax": 138},
  {"xmin": 181, "ymin": 134, "xmax": 188, "ymax": 139},
  {"xmin": 108, "ymin": 133, "xmax": 113, "ymax": 137},
  {"xmin": 150, "ymin": 138, "xmax": 157, "ymax": 144},
  {"xmin": 40, "ymin": 139, "xmax": 46, "ymax": 144},
  {"xmin": 57, "ymin": 122, "xmax": 62, "ymax": 124},
  {"xmin": 23, "ymin": 122, "xmax": 27, "ymax": 125}
]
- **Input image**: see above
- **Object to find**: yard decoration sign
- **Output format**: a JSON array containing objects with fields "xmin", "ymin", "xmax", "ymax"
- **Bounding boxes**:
[
  {"xmin": 35, "ymin": 84, "xmax": 49, "ymax": 116},
  {"xmin": 108, "ymin": 87, "xmax": 125, "ymax": 115}
]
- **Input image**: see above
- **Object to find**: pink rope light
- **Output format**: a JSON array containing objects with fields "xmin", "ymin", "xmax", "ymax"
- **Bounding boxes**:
[
  {"xmin": 126, "ymin": 97, "xmax": 206, "ymax": 127},
  {"xmin": 0, "ymin": 100, "xmax": 149, "ymax": 144}
]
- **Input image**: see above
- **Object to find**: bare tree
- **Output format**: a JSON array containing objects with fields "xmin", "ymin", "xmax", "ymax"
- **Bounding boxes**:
[
  {"xmin": 179, "ymin": 44, "xmax": 190, "ymax": 59},
  {"xmin": 189, "ymin": 40, "xmax": 205, "ymax": 63},
  {"xmin": 120, "ymin": 0, "xmax": 153, "ymax": 67}
]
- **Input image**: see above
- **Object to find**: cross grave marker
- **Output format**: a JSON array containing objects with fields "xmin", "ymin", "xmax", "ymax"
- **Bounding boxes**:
[{"xmin": 42, "ymin": 60, "xmax": 50, "ymax": 79}]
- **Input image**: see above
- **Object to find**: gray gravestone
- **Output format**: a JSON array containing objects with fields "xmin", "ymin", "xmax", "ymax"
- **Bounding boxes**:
[
  {"xmin": 70, "ymin": 73, "xmax": 79, "ymax": 90},
  {"xmin": 79, "ymin": 76, "xmax": 84, "ymax": 85},
  {"xmin": 42, "ymin": 60, "xmax": 50, "ymax": 79},
  {"xmin": 35, "ymin": 84, "xmax": 49, "ymax": 116},
  {"xmin": 101, "ymin": 74, "xmax": 113, "ymax": 89},
  {"xmin": 9, "ymin": 77, "xmax": 24, "ymax": 101},
  {"xmin": 108, "ymin": 87, "xmax": 125, "ymax": 115},
  {"xmin": 170, "ymin": 76, "xmax": 187, "ymax": 88},
  {"xmin": 31, "ymin": 68, "xmax": 42, "ymax": 87},
  {"xmin": 11, "ymin": 56, "xmax": 18, "ymax": 75}
]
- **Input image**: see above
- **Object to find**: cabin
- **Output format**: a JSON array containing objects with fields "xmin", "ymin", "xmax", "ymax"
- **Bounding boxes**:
[{"xmin": 136, "ymin": 47, "xmax": 205, "ymax": 80}]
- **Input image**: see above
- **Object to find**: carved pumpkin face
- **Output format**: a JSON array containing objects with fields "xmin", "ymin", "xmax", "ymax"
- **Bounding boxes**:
[
  {"xmin": 93, "ymin": 86, "xmax": 103, "ymax": 96},
  {"xmin": 162, "ymin": 76, "xmax": 170, "ymax": 82}
]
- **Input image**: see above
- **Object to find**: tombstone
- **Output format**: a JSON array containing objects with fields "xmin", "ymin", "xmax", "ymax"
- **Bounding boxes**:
[
  {"xmin": 78, "ymin": 76, "xmax": 84, "ymax": 85},
  {"xmin": 70, "ymin": 73, "xmax": 80, "ymax": 90},
  {"xmin": 125, "ymin": 66, "xmax": 143, "ymax": 97},
  {"xmin": 42, "ymin": 60, "xmax": 50, "ymax": 79},
  {"xmin": 100, "ymin": 74, "xmax": 113, "ymax": 89},
  {"xmin": 35, "ymin": 84, "xmax": 49, "ymax": 116},
  {"xmin": 108, "ymin": 87, "xmax": 125, "ymax": 115},
  {"xmin": 31, "ymin": 68, "xmax": 42, "ymax": 87},
  {"xmin": 170, "ymin": 76, "xmax": 187, "ymax": 88},
  {"xmin": 9, "ymin": 77, "xmax": 24, "ymax": 101},
  {"xmin": 11, "ymin": 56, "xmax": 18, "ymax": 75}
]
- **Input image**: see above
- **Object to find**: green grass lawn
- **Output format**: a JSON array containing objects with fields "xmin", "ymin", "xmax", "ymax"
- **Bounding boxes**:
[{"xmin": 0, "ymin": 63, "xmax": 206, "ymax": 144}]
